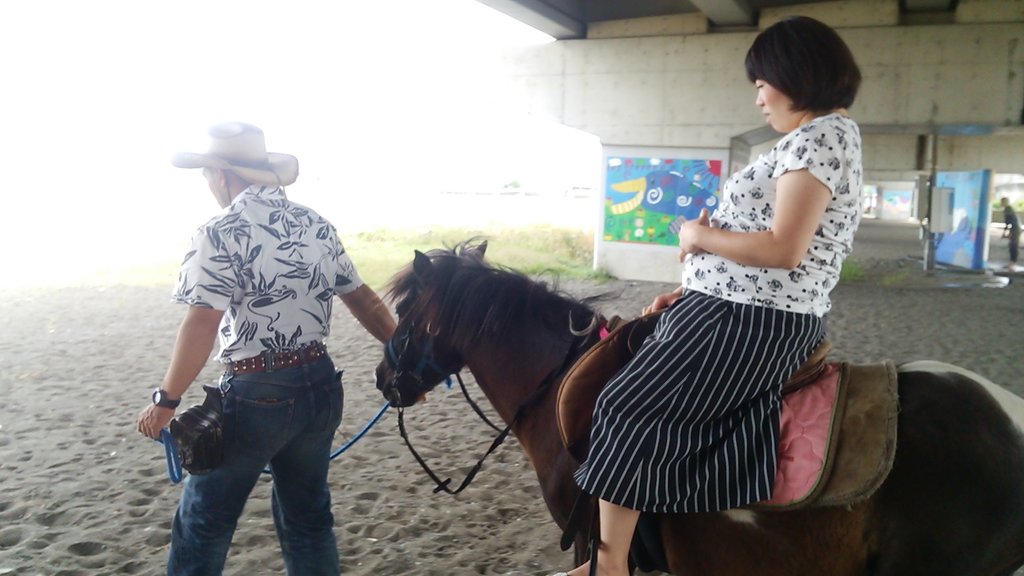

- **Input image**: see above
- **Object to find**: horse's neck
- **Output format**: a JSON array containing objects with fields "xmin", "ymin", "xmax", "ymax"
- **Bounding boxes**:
[
  {"xmin": 465, "ymin": 350, "xmax": 565, "ymax": 455},
  {"xmin": 466, "ymin": 351, "xmax": 583, "ymax": 531},
  {"xmin": 467, "ymin": 358, "xmax": 559, "ymax": 422}
]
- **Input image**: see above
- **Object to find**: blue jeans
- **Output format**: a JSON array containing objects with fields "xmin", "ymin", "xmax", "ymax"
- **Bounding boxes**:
[{"xmin": 168, "ymin": 357, "xmax": 343, "ymax": 576}]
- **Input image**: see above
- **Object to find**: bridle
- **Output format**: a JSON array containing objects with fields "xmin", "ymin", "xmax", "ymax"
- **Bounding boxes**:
[
  {"xmin": 382, "ymin": 318, "xmax": 507, "ymax": 495},
  {"xmin": 382, "ymin": 322, "xmax": 457, "ymax": 407},
  {"xmin": 382, "ymin": 314, "xmax": 600, "ymax": 495}
]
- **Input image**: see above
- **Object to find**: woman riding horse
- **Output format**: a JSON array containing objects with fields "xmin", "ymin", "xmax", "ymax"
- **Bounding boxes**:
[
  {"xmin": 555, "ymin": 16, "xmax": 863, "ymax": 576},
  {"xmin": 377, "ymin": 239, "xmax": 1024, "ymax": 574}
]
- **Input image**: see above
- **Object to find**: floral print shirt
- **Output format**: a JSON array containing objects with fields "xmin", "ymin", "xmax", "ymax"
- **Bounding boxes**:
[
  {"xmin": 172, "ymin": 186, "xmax": 363, "ymax": 362},
  {"xmin": 683, "ymin": 113, "xmax": 862, "ymax": 316}
]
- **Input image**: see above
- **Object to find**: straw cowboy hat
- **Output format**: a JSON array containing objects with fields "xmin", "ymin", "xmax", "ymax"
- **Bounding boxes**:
[{"xmin": 172, "ymin": 122, "xmax": 298, "ymax": 186}]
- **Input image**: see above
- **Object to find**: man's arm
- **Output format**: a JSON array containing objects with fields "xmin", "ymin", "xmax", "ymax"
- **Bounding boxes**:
[
  {"xmin": 137, "ymin": 305, "xmax": 223, "ymax": 438},
  {"xmin": 339, "ymin": 284, "xmax": 397, "ymax": 343}
]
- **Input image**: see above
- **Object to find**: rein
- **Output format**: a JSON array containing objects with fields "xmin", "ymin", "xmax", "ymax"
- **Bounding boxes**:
[
  {"xmin": 456, "ymin": 372, "xmax": 503, "ymax": 433},
  {"xmin": 397, "ymin": 330, "xmax": 597, "ymax": 495},
  {"xmin": 396, "ymin": 364, "xmax": 559, "ymax": 495}
]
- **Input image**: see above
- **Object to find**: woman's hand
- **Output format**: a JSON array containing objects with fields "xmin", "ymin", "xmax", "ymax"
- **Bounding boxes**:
[
  {"xmin": 678, "ymin": 209, "xmax": 710, "ymax": 261},
  {"xmin": 643, "ymin": 287, "xmax": 684, "ymax": 315}
]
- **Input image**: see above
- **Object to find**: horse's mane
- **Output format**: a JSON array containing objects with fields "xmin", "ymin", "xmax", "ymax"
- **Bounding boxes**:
[{"xmin": 385, "ymin": 239, "xmax": 600, "ymax": 351}]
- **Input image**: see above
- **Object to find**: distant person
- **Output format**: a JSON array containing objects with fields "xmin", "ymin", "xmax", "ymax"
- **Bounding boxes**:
[
  {"xmin": 136, "ymin": 122, "xmax": 396, "ymax": 575},
  {"xmin": 1001, "ymin": 196, "xmax": 1020, "ymax": 271},
  {"xmin": 550, "ymin": 16, "xmax": 863, "ymax": 576}
]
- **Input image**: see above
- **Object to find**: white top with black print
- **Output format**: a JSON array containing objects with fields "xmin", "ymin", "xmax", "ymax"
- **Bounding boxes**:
[
  {"xmin": 683, "ymin": 113, "xmax": 862, "ymax": 316},
  {"xmin": 172, "ymin": 186, "xmax": 363, "ymax": 362}
]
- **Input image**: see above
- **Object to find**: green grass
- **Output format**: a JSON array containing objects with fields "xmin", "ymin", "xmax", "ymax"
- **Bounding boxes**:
[
  {"xmin": 342, "ymin": 225, "xmax": 605, "ymax": 289},
  {"xmin": 839, "ymin": 259, "xmax": 864, "ymax": 283},
  {"xmin": 879, "ymin": 270, "xmax": 910, "ymax": 287}
]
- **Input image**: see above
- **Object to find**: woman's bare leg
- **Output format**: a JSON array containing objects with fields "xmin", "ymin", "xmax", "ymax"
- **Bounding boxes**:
[{"xmin": 564, "ymin": 499, "xmax": 640, "ymax": 576}]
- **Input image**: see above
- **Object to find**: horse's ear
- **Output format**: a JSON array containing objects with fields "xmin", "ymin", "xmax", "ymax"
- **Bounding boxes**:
[
  {"xmin": 473, "ymin": 241, "xmax": 488, "ymax": 258},
  {"xmin": 413, "ymin": 250, "xmax": 433, "ymax": 278}
]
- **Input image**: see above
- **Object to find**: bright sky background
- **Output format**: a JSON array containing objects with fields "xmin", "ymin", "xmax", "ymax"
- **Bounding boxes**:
[{"xmin": 0, "ymin": 0, "xmax": 600, "ymax": 286}]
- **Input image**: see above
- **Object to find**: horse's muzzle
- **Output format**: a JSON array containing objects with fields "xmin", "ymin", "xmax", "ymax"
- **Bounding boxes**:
[{"xmin": 375, "ymin": 364, "xmax": 418, "ymax": 408}]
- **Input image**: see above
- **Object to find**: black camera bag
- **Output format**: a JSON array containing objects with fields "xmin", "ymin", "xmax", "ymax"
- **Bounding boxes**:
[{"xmin": 169, "ymin": 385, "xmax": 224, "ymax": 475}]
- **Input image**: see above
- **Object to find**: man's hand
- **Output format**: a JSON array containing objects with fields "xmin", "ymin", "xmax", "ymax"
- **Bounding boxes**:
[{"xmin": 137, "ymin": 404, "xmax": 175, "ymax": 439}]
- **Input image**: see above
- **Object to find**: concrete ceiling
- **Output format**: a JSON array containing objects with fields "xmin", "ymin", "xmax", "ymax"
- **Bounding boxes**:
[{"xmin": 478, "ymin": 0, "xmax": 960, "ymax": 38}]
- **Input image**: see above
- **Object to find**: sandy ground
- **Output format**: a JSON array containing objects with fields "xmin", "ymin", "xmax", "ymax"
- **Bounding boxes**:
[{"xmin": 1, "ymin": 218, "xmax": 1022, "ymax": 575}]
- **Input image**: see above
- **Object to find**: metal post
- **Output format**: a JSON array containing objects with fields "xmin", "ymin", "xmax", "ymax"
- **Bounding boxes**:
[{"xmin": 923, "ymin": 133, "xmax": 938, "ymax": 274}]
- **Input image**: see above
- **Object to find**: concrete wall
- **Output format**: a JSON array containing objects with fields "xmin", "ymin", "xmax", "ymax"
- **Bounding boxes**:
[
  {"xmin": 500, "ymin": 0, "xmax": 1024, "ymax": 170},
  {"xmin": 497, "ymin": 0, "xmax": 1023, "ymax": 281}
]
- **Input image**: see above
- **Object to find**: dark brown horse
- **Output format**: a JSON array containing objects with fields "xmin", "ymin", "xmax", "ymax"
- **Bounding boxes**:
[{"xmin": 374, "ymin": 240, "xmax": 1024, "ymax": 576}]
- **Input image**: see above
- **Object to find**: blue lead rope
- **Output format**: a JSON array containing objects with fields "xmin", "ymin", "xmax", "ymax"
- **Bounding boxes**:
[
  {"xmin": 327, "ymin": 402, "xmax": 391, "ymax": 459},
  {"xmin": 260, "ymin": 401, "xmax": 392, "ymax": 475},
  {"xmin": 157, "ymin": 428, "xmax": 183, "ymax": 484},
  {"xmin": 156, "ymin": 402, "xmax": 393, "ymax": 483}
]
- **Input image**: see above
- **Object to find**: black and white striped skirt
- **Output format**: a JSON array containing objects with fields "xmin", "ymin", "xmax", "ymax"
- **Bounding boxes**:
[{"xmin": 573, "ymin": 290, "xmax": 825, "ymax": 513}]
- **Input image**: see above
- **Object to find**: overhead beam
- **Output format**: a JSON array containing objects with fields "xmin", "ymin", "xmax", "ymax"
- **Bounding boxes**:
[
  {"xmin": 903, "ymin": 0, "xmax": 956, "ymax": 11},
  {"xmin": 689, "ymin": 0, "xmax": 754, "ymax": 26},
  {"xmin": 475, "ymin": 0, "xmax": 585, "ymax": 39}
]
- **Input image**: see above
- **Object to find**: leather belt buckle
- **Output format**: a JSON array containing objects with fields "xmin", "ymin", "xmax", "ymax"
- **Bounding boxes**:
[
  {"xmin": 261, "ymin": 349, "xmax": 275, "ymax": 373},
  {"xmin": 226, "ymin": 342, "xmax": 327, "ymax": 377}
]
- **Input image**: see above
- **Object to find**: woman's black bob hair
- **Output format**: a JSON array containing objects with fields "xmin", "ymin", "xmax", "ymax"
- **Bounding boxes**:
[{"xmin": 745, "ymin": 16, "xmax": 862, "ymax": 112}]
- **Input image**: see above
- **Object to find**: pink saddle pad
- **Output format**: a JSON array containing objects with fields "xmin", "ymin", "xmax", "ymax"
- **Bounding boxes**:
[{"xmin": 762, "ymin": 363, "xmax": 841, "ymax": 506}]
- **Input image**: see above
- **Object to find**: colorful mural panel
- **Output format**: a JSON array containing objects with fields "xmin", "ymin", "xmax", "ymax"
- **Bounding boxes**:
[
  {"xmin": 934, "ymin": 170, "xmax": 992, "ymax": 270},
  {"xmin": 603, "ymin": 156, "xmax": 722, "ymax": 246},
  {"xmin": 880, "ymin": 189, "xmax": 913, "ymax": 220}
]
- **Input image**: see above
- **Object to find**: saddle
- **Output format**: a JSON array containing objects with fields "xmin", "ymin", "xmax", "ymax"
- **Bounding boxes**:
[{"xmin": 556, "ymin": 314, "xmax": 898, "ymax": 510}]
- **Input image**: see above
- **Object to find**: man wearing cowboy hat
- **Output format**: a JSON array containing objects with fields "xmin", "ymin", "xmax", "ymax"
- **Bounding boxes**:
[{"xmin": 137, "ymin": 121, "xmax": 396, "ymax": 575}]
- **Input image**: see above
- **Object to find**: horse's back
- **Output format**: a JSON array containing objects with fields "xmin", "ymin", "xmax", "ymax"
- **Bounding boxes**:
[
  {"xmin": 655, "ymin": 364, "xmax": 1024, "ymax": 576},
  {"xmin": 900, "ymin": 360, "xmax": 1024, "ymax": 430},
  {"xmin": 871, "ymin": 363, "xmax": 1024, "ymax": 575}
]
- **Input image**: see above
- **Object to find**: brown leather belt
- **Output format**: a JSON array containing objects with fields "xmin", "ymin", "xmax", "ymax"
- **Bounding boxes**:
[{"xmin": 226, "ymin": 342, "xmax": 328, "ymax": 375}]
